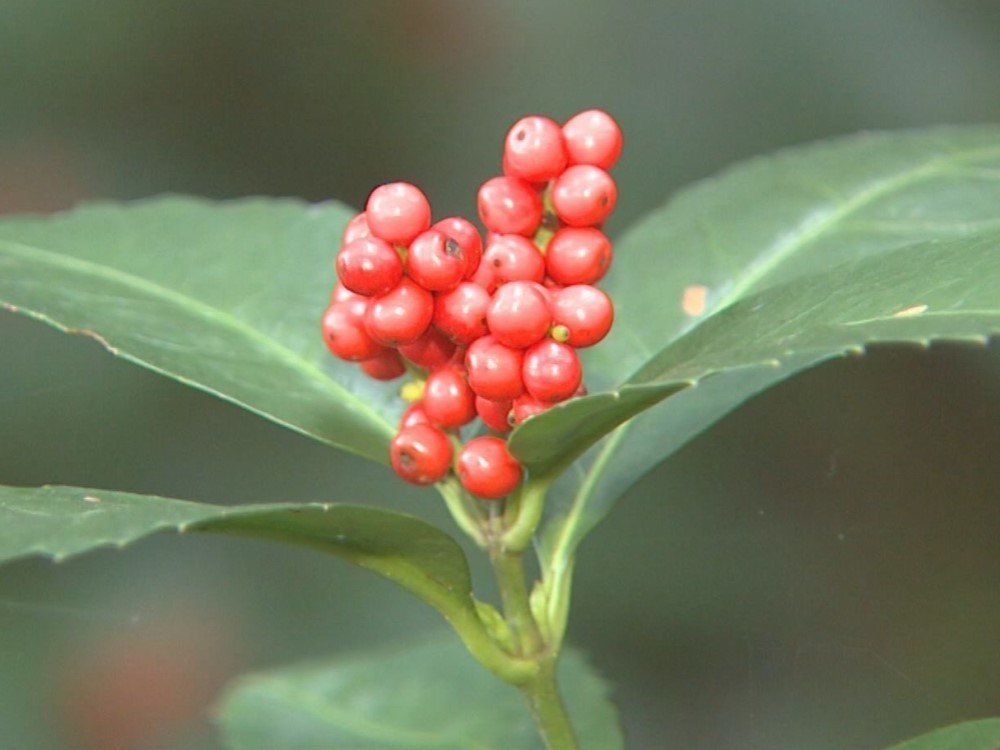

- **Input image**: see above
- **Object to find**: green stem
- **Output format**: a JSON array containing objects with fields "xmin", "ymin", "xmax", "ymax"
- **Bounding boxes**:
[
  {"xmin": 490, "ymin": 546, "xmax": 544, "ymax": 655},
  {"xmin": 436, "ymin": 476, "xmax": 487, "ymax": 548},
  {"xmin": 502, "ymin": 476, "xmax": 552, "ymax": 552},
  {"xmin": 521, "ymin": 657, "xmax": 581, "ymax": 750}
]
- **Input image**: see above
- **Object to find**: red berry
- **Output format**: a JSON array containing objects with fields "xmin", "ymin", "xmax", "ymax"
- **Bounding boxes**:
[
  {"xmin": 522, "ymin": 340, "xmax": 582, "ymax": 403},
  {"xmin": 365, "ymin": 278, "xmax": 434, "ymax": 346},
  {"xmin": 486, "ymin": 281, "xmax": 551, "ymax": 349},
  {"xmin": 359, "ymin": 349, "xmax": 406, "ymax": 380},
  {"xmin": 342, "ymin": 212, "xmax": 371, "ymax": 245},
  {"xmin": 390, "ymin": 424, "xmax": 453, "ymax": 485},
  {"xmin": 551, "ymin": 165, "xmax": 617, "ymax": 227},
  {"xmin": 465, "ymin": 335, "xmax": 525, "ymax": 401},
  {"xmin": 475, "ymin": 396, "xmax": 512, "ymax": 433},
  {"xmin": 457, "ymin": 436, "xmax": 522, "ymax": 499},
  {"xmin": 366, "ymin": 182, "xmax": 432, "ymax": 245},
  {"xmin": 336, "ymin": 237, "xmax": 404, "ymax": 296},
  {"xmin": 398, "ymin": 325, "xmax": 456, "ymax": 368},
  {"xmin": 477, "ymin": 176, "xmax": 543, "ymax": 236},
  {"xmin": 399, "ymin": 403, "xmax": 431, "ymax": 429},
  {"xmin": 331, "ymin": 281, "xmax": 363, "ymax": 303},
  {"xmin": 550, "ymin": 285, "xmax": 614, "ymax": 347},
  {"xmin": 321, "ymin": 299, "xmax": 386, "ymax": 361},
  {"xmin": 562, "ymin": 109, "xmax": 623, "ymax": 169},
  {"xmin": 422, "ymin": 365, "xmax": 476, "ymax": 428},
  {"xmin": 510, "ymin": 393, "xmax": 552, "ymax": 426},
  {"xmin": 469, "ymin": 258, "xmax": 498, "ymax": 293},
  {"xmin": 433, "ymin": 282, "xmax": 490, "ymax": 343},
  {"xmin": 502, "ymin": 115, "xmax": 567, "ymax": 183},
  {"xmin": 406, "ymin": 229, "xmax": 466, "ymax": 292},
  {"xmin": 545, "ymin": 227, "xmax": 612, "ymax": 286},
  {"xmin": 482, "ymin": 235, "xmax": 545, "ymax": 285},
  {"xmin": 432, "ymin": 217, "xmax": 483, "ymax": 279}
]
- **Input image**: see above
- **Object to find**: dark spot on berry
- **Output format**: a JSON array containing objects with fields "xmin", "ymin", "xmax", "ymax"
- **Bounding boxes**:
[
  {"xmin": 515, "ymin": 128, "xmax": 527, "ymax": 142},
  {"xmin": 492, "ymin": 258, "xmax": 502, "ymax": 267},
  {"xmin": 399, "ymin": 451, "xmax": 414, "ymax": 469},
  {"xmin": 445, "ymin": 238, "xmax": 463, "ymax": 258},
  {"xmin": 600, "ymin": 193, "xmax": 608, "ymax": 207}
]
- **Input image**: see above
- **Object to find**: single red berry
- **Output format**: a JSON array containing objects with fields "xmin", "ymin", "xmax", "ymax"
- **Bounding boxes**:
[
  {"xmin": 562, "ymin": 109, "xmax": 623, "ymax": 169},
  {"xmin": 359, "ymin": 349, "xmax": 406, "ymax": 380},
  {"xmin": 477, "ymin": 176, "xmax": 543, "ymax": 237},
  {"xmin": 545, "ymin": 227, "xmax": 612, "ymax": 286},
  {"xmin": 457, "ymin": 436, "xmax": 522, "ymax": 499},
  {"xmin": 422, "ymin": 365, "xmax": 477, "ymax": 427},
  {"xmin": 366, "ymin": 182, "xmax": 432, "ymax": 245},
  {"xmin": 432, "ymin": 216, "xmax": 483, "ymax": 279},
  {"xmin": 469, "ymin": 258, "xmax": 498, "ymax": 293},
  {"xmin": 486, "ymin": 281, "xmax": 552, "ymax": 349},
  {"xmin": 482, "ymin": 235, "xmax": 545, "ymax": 285},
  {"xmin": 475, "ymin": 396, "xmax": 512, "ymax": 433},
  {"xmin": 406, "ymin": 229, "xmax": 466, "ymax": 292},
  {"xmin": 433, "ymin": 282, "xmax": 490, "ymax": 343},
  {"xmin": 390, "ymin": 424, "xmax": 453, "ymax": 485},
  {"xmin": 365, "ymin": 278, "xmax": 434, "ymax": 346},
  {"xmin": 399, "ymin": 402, "xmax": 431, "ymax": 429},
  {"xmin": 510, "ymin": 393, "xmax": 552, "ymax": 426},
  {"xmin": 550, "ymin": 284, "xmax": 614, "ymax": 347},
  {"xmin": 502, "ymin": 115, "xmax": 567, "ymax": 183},
  {"xmin": 465, "ymin": 335, "xmax": 525, "ymax": 401},
  {"xmin": 522, "ymin": 340, "xmax": 582, "ymax": 403},
  {"xmin": 342, "ymin": 212, "xmax": 371, "ymax": 245},
  {"xmin": 398, "ymin": 325, "xmax": 457, "ymax": 368},
  {"xmin": 336, "ymin": 237, "xmax": 404, "ymax": 297},
  {"xmin": 551, "ymin": 165, "xmax": 617, "ymax": 227},
  {"xmin": 321, "ymin": 299, "xmax": 386, "ymax": 361},
  {"xmin": 331, "ymin": 281, "xmax": 363, "ymax": 304}
]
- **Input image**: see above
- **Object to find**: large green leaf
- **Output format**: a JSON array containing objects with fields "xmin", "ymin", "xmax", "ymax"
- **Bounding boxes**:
[
  {"xmin": 0, "ymin": 197, "xmax": 395, "ymax": 464},
  {"xmin": 879, "ymin": 719, "xmax": 1000, "ymax": 750},
  {"xmin": 505, "ymin": 127, "xmax": 1000, "ymax": 596},
  {"xmin": 0, "ymin": 485, "xmax": 481, "ymax": 648},
  {"xmin": 217, "ymin": 636, "xmax": 623, "ymax": 750}
]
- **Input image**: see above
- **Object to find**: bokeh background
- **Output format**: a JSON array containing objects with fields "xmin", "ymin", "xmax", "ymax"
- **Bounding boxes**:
[{"xmin": 2, "ymin": 2, "xmax": 1000, "ymax": 748}]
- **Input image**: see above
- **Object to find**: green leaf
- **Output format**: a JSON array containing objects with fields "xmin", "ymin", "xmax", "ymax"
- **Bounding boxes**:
[
  {"xmin": 216, "ymin": 636, "xmax": 623, "ymax": 750},
  {"xmin": 879, "ymin": 719, "xmax": 1000, "ymax": 750},
  {"xmin": 0, "ymin": 197, "xmax": 395, "ymax": 464},
  {"xmin": 506, "ymin": 127, "xmax": 1000, "ymax": 589},
  {"xmin": 0, "ymin": 485, "xmax": 481, "ymax": 650}
]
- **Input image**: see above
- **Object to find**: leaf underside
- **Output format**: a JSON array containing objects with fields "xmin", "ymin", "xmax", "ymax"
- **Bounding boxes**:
[
  {"xmin": 216, "ymin": 636, "xmax": 624, "ymax": 750},
  {"xmin": 0, "ymin": 485, "xmax": 477, "ymax": 631}
]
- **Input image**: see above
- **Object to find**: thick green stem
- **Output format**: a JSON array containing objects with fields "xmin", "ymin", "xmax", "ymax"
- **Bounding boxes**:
[
  {"xmin": 521, "ymin": 658, "xmax": 581, "ymax": 750},
  {"xmin": 490, "ymin": 547, "xmax": 544, "ymax": 655},
  {"xmin": 502, "ymin": 476, "xmax": 552, "ymax": 552}
]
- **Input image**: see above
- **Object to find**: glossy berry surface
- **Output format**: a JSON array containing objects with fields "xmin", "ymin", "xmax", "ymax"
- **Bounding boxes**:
[
  {"xmin": 366, "ymin": 182, "xmax": 432, "ymax": 246},
  {"xmin": 522, "ymin": 340, "xmax": 582, "ymax": 403},
  {"xmin": 562, "ymin": 109, "xmax": 623, "ymax": 169},
  {"xmin": 551, "ymin": 165, "xmax": 617, "ymax": 227},
  {"xmin": 390, "ymin": 424, "xmax": 453, "ymax": 485},
  {"xmin": 342, "ymin": 212, "xmax": 371, "ymax": 245},
  {"xmin": 465, "ymin": 335, "xmax": 525, "ymax": 401},
  {"xmin": 482, "ymin": 234, "xmax": 546, "ymax": 285},
  {"xmin": 359, "ymin": 349, "xmax": 406, "ymax": 380},
  {"xmin": 433, "ymin": 282, "xmax": 490, "ymax": 343},
  {"xmin": 321, "ymin": 299, "xmax": 386, "ymax": 361},
  {"xmin": 365, "ymin": 278, "xmax": 434, "ymax": 346},
  {"xmin": 457, "ymin": 436, "xmax": 522, "ymax": 499},
  {"xmin": 502, "ymin": 115, "xmax": 567, "ymax": 183},
  {"xmin": 475, "ymin": 396, "xmax": 513, "ymax": 433},
  {"xmin": 407, "ymin": 229, "xmax": 466, "ymax": 292},
  {"xmin": 422, "ymin": 365, "xmax": 477, "ymax": 427},
  {"xmin": 510, "ymin": 393, "xmax": 551, "ymax": 426},
  {"xmin": 486, "ymin": 281, "xmax": 551, "ymax": 349},
  {"xmin": 545, "ymin": 227, "xmax": 612, "ymax": 286},
  {"xmin": 550, "ymin": 284, "xmax": 614, "ymax": 347},
  {"xmin": 432, "ymin": 217, "xmax": 483, "ymax": 279},
  {"xmin": 477, "ymin": 176, "xmax": 543, "ymax": 236},
  {"xmin": 336, "ymin": 237, "xmax": 404, "ymax": 296},
  {"xmin": 398, "ymin": 326, "xmax": 456, "ymax": 368},
  {"xmin": 399, "ymin": 403, "xmax": 431, "ymax": 429}
]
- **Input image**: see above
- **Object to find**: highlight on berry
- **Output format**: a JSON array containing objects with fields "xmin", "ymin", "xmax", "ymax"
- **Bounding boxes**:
[{"xmin": 321, "ymin": 109, "xmax": 621, "ymax": 499}]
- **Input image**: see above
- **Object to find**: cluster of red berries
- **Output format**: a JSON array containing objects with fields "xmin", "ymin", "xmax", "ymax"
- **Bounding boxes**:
[{"xmin": 322, "ymin": 110, "xmax": 621, "ymax": 500}]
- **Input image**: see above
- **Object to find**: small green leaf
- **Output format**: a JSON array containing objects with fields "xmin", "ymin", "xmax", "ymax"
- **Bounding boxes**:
[
  {"xmin": 217, "ymin": 636, "xmax": 623, "ymax": 750},
  {"xmin": 506, "ymin": 127, "xmax": 1000, "ymax": 593},
  {"xmin": 0, "ymin": 197, "xmax": 395, "ymax": 464},
  {"xmin": 0, "ymin": 485, "xmax": 481, "ymax": 651},
  {"xmin": 879, "ymin": 719, "xmax": 1000, "ymax": 750}
]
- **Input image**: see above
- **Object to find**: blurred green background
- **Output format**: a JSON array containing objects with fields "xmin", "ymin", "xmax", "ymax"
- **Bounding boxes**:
[{"xmin": 2, "ymin": 2, "xmax": 999, "ymax": 748}]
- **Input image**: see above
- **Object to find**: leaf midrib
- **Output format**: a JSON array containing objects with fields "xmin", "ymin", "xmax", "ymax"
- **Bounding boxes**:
[
  {"xmin": 0, "ymin": 236, "xmax": 395, "ymax": 444},
  {"xmin": 543, "ymin": 140, "xmax": 1000, "ymax": 576}
]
